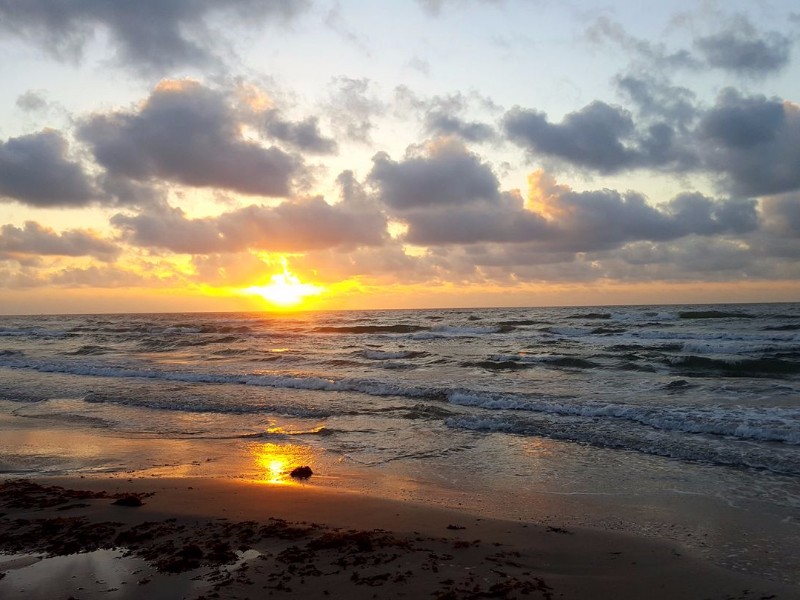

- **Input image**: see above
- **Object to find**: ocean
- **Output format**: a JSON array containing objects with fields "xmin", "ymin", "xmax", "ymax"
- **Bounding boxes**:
[{"xmin": 1, "ymin": 303, "xmax": 799, "ymax": 582}]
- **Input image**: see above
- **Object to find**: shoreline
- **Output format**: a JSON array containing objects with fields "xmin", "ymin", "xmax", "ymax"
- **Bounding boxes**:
[{"xmin": 1, "ymin": 476, "xmax": 797, "ymax": 599}]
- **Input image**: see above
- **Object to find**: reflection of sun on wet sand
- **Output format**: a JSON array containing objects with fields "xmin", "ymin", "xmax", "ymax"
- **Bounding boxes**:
[
  {"xmin": 1, "ymin": 478, "xmax": 795, "ymax": 599},
  {"xmin": 252, "ymin": 442, "xmax": 317, "ymax": 485}
]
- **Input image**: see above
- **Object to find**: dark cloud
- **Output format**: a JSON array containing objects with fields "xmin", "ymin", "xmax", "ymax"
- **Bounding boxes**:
[
  {"xmin": 424, "ymin": 113, "xmax": 495, "ymax": 143},
  {"xmin": 369, "ymin": 139, "xmax": 501, "ymax": 210},
  {"xmin": 699, "ymin": 89, "xmax": 785, "ymax": 148},
  {"xmin": 78, "ymin": 80, "xmax": 299, "ymax": 197},
  {"xmin": 504, "ymin": 99, "xmax": 699, "ymax": 174},
  {"xmin": 615, "ymin": 238, "xmax": 755, "ymax": 275},
  {"xmin": 395, "ymin": 87, "xmax": 499, "ymax": 143},
  {"xmin": 760, "ymin": 194, "xmax": 800, "ymax": 237},
  {"xmin": 0, "ymin": 221, "xmax": 118, "ymax": 261},
  {"xmin": 529, "ymin": 176, "xmax": 757, "ymax": 252},
  {"xmin": 0, "ymin": 130, "xmax": 98, "ymax": 207},
  {"xmin": 111, "ymin": 204, "xmax": 222, "ymax": 255},
  {"xmin": 112, "ymin": 194, "xmax": 387, "ymax": 255},
  {"xmin": 615, "ymin": 75, "xmax": 697, "ymax": 129},
  {"xmin": 263, "ymin": 109, "xmax": 337, "ymax": 154},
  {"xmin": 505, "ymin": 85, "xmax": 800, "ymax": 197},
  {"xmin": 695, "ymin": 20, "xmax": 791, "ymax": 76},
  {"xmin": 371, "ymin": 142, "xmax": 759, "ymax": 251},
  {"xmin": 400, "ymin": 193, "xmax": 548, "ymax": 246},
  {"xmin": 0, "ymin": 0, "xmax": 310, "ymax": 75},
  {"xmin": 503, "ymin": 102, "xmax": 642, "ymax": 173},
  {"xmin": 96, "ymin": 174, "xmax": 166, "ymax": 209},
  {"xmin": 699, "ymin": 90, "xmax": 800, "ymax": 196}
]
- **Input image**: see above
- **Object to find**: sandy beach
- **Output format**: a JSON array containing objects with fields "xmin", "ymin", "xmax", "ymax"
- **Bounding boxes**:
[{"xmin": 0, "ymin": 476, "xmax": 796, "ymax": 599}]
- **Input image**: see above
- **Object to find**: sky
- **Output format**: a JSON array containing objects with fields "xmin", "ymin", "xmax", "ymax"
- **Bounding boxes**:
[{"xmin": 1, "ymin": 0, "xmax": 800, "ymax": 314}]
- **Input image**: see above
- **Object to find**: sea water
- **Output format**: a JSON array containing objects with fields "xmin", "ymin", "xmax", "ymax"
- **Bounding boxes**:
[{"xmin": 1, "ymin": 304, "xmax": 799, "ymax": 581}]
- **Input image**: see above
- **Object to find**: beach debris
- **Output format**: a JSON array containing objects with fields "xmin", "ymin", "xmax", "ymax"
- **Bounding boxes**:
[
  {"xmin": 290, "ymin": 466, "xmax": 313, "ymax": 479},
  {"xmin": 546, "ymin": 526, "xmax": 572, "ymax": 535},
  {"xmin": 112, "ymin": 495, "xmax": 144, "ymax": 507}
]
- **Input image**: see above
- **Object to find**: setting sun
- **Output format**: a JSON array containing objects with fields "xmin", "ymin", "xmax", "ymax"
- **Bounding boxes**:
[{"xmin": 243, "ymin": 260, "xmax": 324, "ymax": 309}]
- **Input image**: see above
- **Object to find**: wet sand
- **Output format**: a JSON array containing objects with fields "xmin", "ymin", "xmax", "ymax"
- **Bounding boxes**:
[{"xmin": 0, "ymin": 477, "xmax": 796, "ymax": 599}]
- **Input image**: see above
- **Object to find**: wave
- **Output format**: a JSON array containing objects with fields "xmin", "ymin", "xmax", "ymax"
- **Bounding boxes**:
[
  {"xmin": 314, "ymin": 325, "xmax": 427, "ymax": 334},
  {"xmin": 0, "ymin": 327, "xmax": 75, "ymax": 338},
  {"xmin": 82, "ymin": 391, "xmax": 334, "ymax": 418},
  {"xmin": 679, "ymin": 340, "xmax": 799, "ymax": 355},
  {"xmin": 763, "ymin": 324, "xmax": 800, "ymax": 331},
  {"xmin": 410, "ymin": 325, "xmax": 510, "ymax": 339},
  {"xmin": 362, "ymin": 350, "xmax": 428, "ymax": 360},
  {"xmin": 484, "ymin": 354, "xmax": 600, "ymax": 369},
  {"xmin": 669, "ymin": 355, "xmax": 800, "ymax": 377},
  {"xmin": 5, "ymin": 352, "xmax": 797, "ymax": 446},
  {"xmin": 678, "ymin": 310, "xmax": 755, "ymax": 319},
  {"xmin": 463, "ymin": 360, "xmax": 531, "ymax": 371},
  {"xmin": 590, "ymin": 326, "xmax": 628, "ymax": 335},
  {"xmin": 65, "ymin": 345, "xmax": 113, "ymax": 356},
  {"xmin": 0, "ymin": 355, "xmax": 451, "ymax": 404},
  {"xmin": 448, "ymin": 391, "xmax": 800, "ymax": 445},
  {"xmin": 238, "ymin": 426, "xmax": 334, "ymax": 438},
  {"xmin": 444, "ymin": 414, "xmax": 800, "ymax": 476}
]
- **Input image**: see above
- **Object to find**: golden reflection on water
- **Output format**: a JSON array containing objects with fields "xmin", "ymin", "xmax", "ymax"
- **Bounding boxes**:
[{"xmin": 251, "ymin": 442, "xmax": 316, "ymax": 484}]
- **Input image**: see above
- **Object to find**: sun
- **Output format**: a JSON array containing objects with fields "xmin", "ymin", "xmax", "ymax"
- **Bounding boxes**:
[{"xmin": 243, "ymin": 260, "xmax": 324, "ymax": 309}]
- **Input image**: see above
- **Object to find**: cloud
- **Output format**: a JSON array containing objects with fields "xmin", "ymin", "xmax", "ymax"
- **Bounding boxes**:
[
  {"xmin": 588, "ymin": 14, "xmax": 791, "ymax": 78},
  {"xmin": 111, "ymin": 204, "xmax": 222, "ymax": 255},
  {"xmin": 695, "ymin": 17, "xmax": 792, "ymax": 77},
  {"xmin": 263, "ymin": 109, "xmax": 338, "ymax": 154},
  {"xmin": 395, "ymin": 87, "xmax": 499, "ymax": 143},
  {"xmin": 327, "ymin": 78, "xmax": 384, "ymax": 143},
  {"xmin": 614, "ymin": 75, "xmax": 697, "ymax": 129},
  {"xmin": 504, "ymin": 101, "xmax": 695, "ymax": 173},
  {"xmin": 218, "ymin": 197, "xmax": 387, "ymax": 253},
  {"xmin": 371, "ymin": 141, "xmax": 758, "ymax": 251},
  {"xmin": 416, "ymin": 0, "xmax": 505, "ymax": 17},
  {"xmin": 699, "ymin": 91, "xmax": 800, "ymax": 196},
  {"xmin": 49, "ymin": 265, "xmax": 166, "ymax": 288},
  {"xmin": 699, "ymin": 89, "xmax": 784, "ymax": 148},
  {"xmin": 526, "ymin": 172, "xmax": 758, "ymax": 252},
  {"xmin": 505, "ymin": 85, "xmax": 800, "ymax": 197},
  {"xmin": 0, "ymin": 221, "xmax": 118, "ymax": 261},
  {"xmin": 78, "ymin": 80, "xmax": 299, "ymax": 197},
  {"xmin": 424, "ymin": 113, "xmax": 495, "ymax": 143},
  {"xmin": 586, "ymin": 17, "xmax": 699, "ymax": 71},
  {"xmin": 0, "ymin": 0, "xmax": 311, "ymax": 76},
  {"xmin": 760, "ymin": 193, "xmax": 800, "ymax": 238},
  {"xmin": 0, "ymin": 130, "xmax": 98, "ymax": 207},
  {"xmin": 15, "ymin": 90, "xmax": 49, "ymax": 112},
  {"xmin": 400, "ymin": 194, "xmax": 549, "ymax": 246},
  {"xmin": 370, "ymin": 138, "xmax": 501, "ymax": 210},
  {"xmin": 112, "ymin": 184, "xmax": 388, "ymax": 255}
]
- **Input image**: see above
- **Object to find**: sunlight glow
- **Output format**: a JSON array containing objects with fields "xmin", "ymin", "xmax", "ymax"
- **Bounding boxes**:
[
  {"xmin": 243, "ymin": 259, "xmax": 325, "ymax": 309},
  {"xmin": 252, "ymin": 442, "xmax": 315, "ymax": 485}
]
